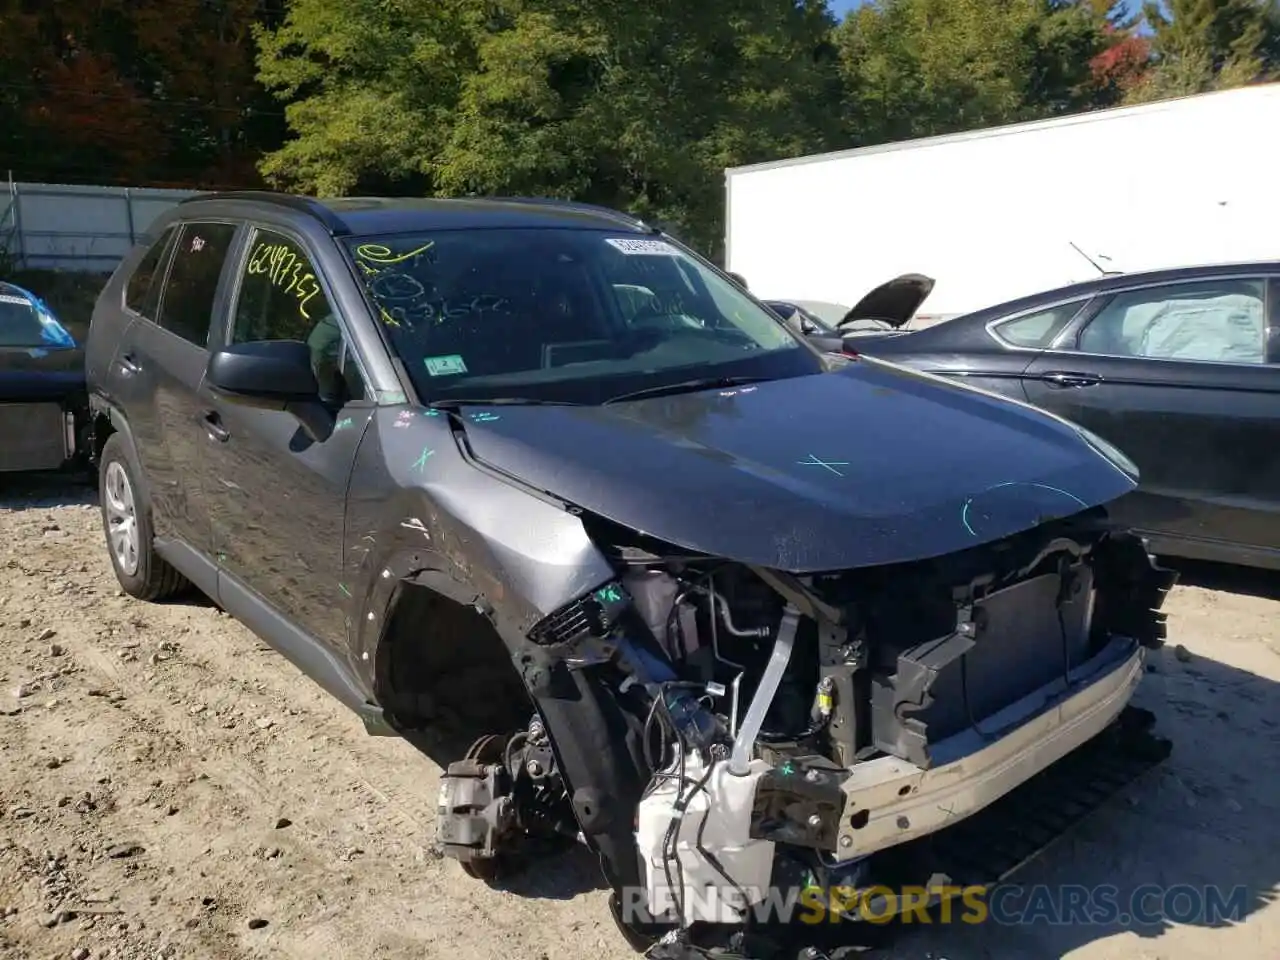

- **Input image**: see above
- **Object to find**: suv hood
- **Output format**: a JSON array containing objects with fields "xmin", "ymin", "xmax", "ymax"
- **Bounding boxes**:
[
  {"xmin": 838, "ymin": 274, "xmax": 934, "ymax": 329},
  {"xmin": 455, "ymin": 363, "xmax": 1135, "ymax": 572}
]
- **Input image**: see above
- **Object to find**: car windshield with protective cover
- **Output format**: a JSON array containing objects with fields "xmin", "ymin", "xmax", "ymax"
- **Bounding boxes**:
[
  {"xmin": 0, "ymin": 282, "xmax": 77, "ymax": 349},
  {"xmin": 341, "ymin": 229, "xmax": 820, "ymax": 404}
]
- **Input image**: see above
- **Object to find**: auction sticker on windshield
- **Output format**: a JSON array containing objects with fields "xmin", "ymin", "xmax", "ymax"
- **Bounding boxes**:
[
  {"xmin": 424, "ymin": 354, "xmax": 468, "ymax": 376},
  {"xmin": 605, "ymin": 238, "xmax": 679, "ymax": 256}
]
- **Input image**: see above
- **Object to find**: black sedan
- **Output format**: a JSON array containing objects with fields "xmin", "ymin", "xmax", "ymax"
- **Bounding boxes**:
[
  {"xmin": 835, "ymin": 260, "xmax": 1280, "ymax": 571},
  {"xmin": 0, "ymin": 280, "xmax": 90, "ymax": 474},
  {"xmin": 763, "ymin": 274, "xmax": 935, "ymax": 347}
]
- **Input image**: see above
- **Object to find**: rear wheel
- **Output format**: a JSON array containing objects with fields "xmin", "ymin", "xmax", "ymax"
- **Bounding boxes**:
[{"xmin": 98, "ymin": 434, "xmax": 187, "ymax": 601}]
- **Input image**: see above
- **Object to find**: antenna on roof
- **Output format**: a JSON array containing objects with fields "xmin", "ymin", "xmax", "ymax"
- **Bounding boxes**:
[{"xmin": 1068, "ymin": 241, "xmax": 1117, "ymax": 276}]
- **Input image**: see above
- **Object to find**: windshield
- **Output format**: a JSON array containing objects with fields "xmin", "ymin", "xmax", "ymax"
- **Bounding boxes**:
[
  {"xmin": 343, "ymin": 228, "xmax": 820, "ymax": 403},
  {"xmin": 0, "ymin": 285, "xmax": 76, "ymax": 349}
]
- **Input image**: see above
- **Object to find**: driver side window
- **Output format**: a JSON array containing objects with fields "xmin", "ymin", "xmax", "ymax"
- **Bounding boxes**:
[{"xmin": 231, "ymin": 229, "xmax": 367, "ymax": 402}]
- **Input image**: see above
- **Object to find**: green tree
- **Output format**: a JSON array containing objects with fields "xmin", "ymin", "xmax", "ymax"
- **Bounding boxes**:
[
  {"xmin": 256, "ymin": 0, "xmax": 842, "ymax": 256},
  {"xmin": 833, "ymin": 0, "xmax": 1125, "ymax": 145},
  {"xmin": 1125, "ymin": 0, "xmax": 1279, "ymax": 102}
]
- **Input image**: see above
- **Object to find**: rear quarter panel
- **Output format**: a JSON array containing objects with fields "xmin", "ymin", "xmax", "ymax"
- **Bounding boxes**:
[{"xmin": 85, "ymin": 259, "xmax": 138, "ymax": 402}]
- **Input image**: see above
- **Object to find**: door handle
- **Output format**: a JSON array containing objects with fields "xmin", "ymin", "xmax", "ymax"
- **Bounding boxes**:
[
  {"xmin": 116, "ymin": 353, "xmax": 142, "ymax": 375},
  {"xmin": 1039, "ymin": 371, "xmax": 1100, "ymax": 388},
  {"xmin": 202, "ymin": 411, "xmax": 230, "ymax": 442}
]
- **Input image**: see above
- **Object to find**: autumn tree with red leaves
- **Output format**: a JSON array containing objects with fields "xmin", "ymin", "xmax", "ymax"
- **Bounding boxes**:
[
  {"xmin": 0, "ymin": 0, "xmax": 286, "ymax": 187},
  {"xmin": 1090, "ymin": 25, "xmax": 1155, "ymax": 98}
]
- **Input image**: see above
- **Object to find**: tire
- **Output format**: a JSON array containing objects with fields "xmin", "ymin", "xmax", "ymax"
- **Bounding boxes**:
[{"xmin": 98, "ymin": 433, "xmax": 188, "ymax": 601}]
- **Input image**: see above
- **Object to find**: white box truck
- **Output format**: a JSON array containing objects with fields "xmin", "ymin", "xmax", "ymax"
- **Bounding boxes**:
[{"xmin": 724, "ymin": 82, "xmax": 1280, "ymax": 324}]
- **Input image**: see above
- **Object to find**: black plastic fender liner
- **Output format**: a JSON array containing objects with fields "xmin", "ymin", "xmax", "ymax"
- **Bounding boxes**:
[{"xmin": 532, "ymin": 664, "xmax": 653, "ymax": 902}]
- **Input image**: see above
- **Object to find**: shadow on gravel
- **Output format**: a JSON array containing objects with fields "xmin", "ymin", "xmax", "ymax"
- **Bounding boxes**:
[
  {"xmin": 0, "ymin": 471, "xmax": 97, "ymax": 510},
  {"xmin": 1164, "ymin": 556, "xmax": 1280, "ymax": 602}
]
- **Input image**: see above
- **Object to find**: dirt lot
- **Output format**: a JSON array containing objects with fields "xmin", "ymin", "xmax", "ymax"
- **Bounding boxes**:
[{"xmin": 1, "ymin": 475, "xmax": 1277, "ymax": 960}]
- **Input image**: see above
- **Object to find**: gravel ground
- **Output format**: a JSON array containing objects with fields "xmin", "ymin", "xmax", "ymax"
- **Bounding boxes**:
[{"xmin": 1, "ymin": 474, "xmax": 1277, "ymax": 960}]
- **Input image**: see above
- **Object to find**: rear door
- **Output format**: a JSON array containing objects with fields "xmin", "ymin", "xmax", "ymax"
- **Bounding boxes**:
[
  {"xmin": 115, "ymin": 221, "xmax": 242, "ymax": 551},
  {"xmin": 1021, "ymin": 273, "xmax": 1280, "ymax": 562},
  {"xmin": 864, "ymin": 298, "xmax": 1092, "ymax": 402},
  {"xmin": 103, "ymin": 226, "xmax": 176, "ymax": 481},
  {"xmin": 958, "ymin": 298, "xmax": 1094, "ymax": 399},
  {"xmin": 199, "ymin": 225, "xmax": 375, "ymax": 653}
]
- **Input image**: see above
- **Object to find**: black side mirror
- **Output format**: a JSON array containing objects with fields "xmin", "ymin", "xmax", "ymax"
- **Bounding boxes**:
[
  {"xmin": 726, "ymin": 272, "xmax": 748, "ymax": 290},
  {"xmin": 207, "ymin": 340, "xmax": 319, "ymax": 406},
  {"xmin": 206, "ymin": 340, "xmax": 332, "ymax": 442}
]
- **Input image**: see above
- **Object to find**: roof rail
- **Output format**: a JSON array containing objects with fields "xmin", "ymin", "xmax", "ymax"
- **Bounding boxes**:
[
  {"xmin": 179, "ymin": 190, "xmax": 349, "ymax": 234},
  {"xmin": 499, "ymin": 196, "xmax": 654, "ymax": 231}
]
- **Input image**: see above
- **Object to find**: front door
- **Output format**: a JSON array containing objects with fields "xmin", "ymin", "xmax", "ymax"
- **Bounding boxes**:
[
  {"xmin": 118, "ymin": 221, "xmax": 240, "ymax": 550},
  {"xmin": 1021, "ymin": 274, "xmax": 1280, "ymax": 560},
  {"xmin": 199, "ymin": 225, "xmax": 375, "ymax": 652}
]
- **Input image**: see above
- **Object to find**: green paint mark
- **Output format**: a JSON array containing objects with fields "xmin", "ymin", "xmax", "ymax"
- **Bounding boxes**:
[
  {"xmin": 593, "ymin": 583, "xmax": 625, "ymax": 604},
  {"xmin": 412, "ymin": 447, "xmax": 434, "ymax": 472},
  {"xmin": 335, "ymin": 417, "xmax": 354, "ymax": 431},
  {"xmin": 216, "ymin": 552, "xmax": 227, "ymax": 564},
  {"xmin": 338, "ymin": 583, "xmax": 352, "ymax": 598}
]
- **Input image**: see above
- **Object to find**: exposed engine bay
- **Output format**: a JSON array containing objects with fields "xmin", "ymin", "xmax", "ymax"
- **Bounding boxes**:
[{"xmin": 436, "ymin": 510, "xmax": 1174, "ymax": 958}]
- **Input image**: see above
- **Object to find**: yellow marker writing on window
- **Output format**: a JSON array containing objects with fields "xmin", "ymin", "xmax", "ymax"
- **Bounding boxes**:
[
  {"xmin": 355, "ymin": 241, "xmax": 434, "ymax": 265},
  {"xmin": 247, "ymin": 242, "xmax": 321, "ymax": 319}
]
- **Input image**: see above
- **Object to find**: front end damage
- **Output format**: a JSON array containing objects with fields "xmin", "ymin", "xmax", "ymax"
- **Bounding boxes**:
[{"xmin": 436, "ymin": 508, "xmax": 1174, "ymax": 957}]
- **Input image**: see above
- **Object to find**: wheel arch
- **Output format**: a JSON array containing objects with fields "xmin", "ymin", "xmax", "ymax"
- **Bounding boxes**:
[
  {"xmin": 90, "ymin": 401, "xmax": 152, "ymax": 504},
  {"xmin": 363, "ymin": 563, "xmax": 533, "ymax": 739}
]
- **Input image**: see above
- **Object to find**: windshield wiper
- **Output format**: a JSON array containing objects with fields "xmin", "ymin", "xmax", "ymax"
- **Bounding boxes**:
[
  {"xmin": 426, "ymin": 397, "xmax": 585, "ymax": 409},
  {"xmin": 602, "ymin": 376, "xmax": 767, "ymax": 405}
]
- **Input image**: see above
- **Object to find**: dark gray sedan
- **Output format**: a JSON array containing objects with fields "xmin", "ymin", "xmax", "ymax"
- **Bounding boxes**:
[{"xmin": 833, "ymin": 261, "xmax": 1280, "ymax": 571}]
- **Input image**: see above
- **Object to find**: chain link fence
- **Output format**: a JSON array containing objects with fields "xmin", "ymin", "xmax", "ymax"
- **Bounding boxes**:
[{"xmin": 1, "ymin": 174, "xmax": 196, "ymax": 273}]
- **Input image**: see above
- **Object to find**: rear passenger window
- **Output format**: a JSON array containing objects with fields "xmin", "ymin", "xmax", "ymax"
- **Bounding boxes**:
[
  {"xmin": 232, "ymin": 228, "xmax": 366, "ymax": 403},
  {"xmin": 991, "ymin": 301, "xmax": 1087, "ymax": 348},
  {"xmin": 156, "ymin": 223, "xmax": 238, "ymax": 347},
  {"xmin": 124, "ymin": 227, "xmax": 176, "ymax": 319},
  {"xmin": 1078, "ymin": 279, "xmax": 1267, "ymax": 364}
]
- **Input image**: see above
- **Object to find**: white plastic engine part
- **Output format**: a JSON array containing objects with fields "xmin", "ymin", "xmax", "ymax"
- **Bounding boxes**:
[{"xmin": 635, "ymin": 752, "xmax": 775, "ymax": 925}]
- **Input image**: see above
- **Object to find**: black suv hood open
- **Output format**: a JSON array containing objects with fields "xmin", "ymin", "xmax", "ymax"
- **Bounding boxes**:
[{"xmin": 456, "ymin": 363, "xmax": 1135, "ymax": 572}]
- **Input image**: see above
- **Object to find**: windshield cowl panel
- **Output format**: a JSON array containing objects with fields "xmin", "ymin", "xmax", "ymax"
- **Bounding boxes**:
[{"xmin": 343, "ymin": 228, "xmax": 821, "ymax": 405}]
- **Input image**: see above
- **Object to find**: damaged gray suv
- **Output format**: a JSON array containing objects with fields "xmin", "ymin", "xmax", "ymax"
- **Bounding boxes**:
[{"xmin": 84, "ymin": 191, "xmax": 1174, "ymax": 958}]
